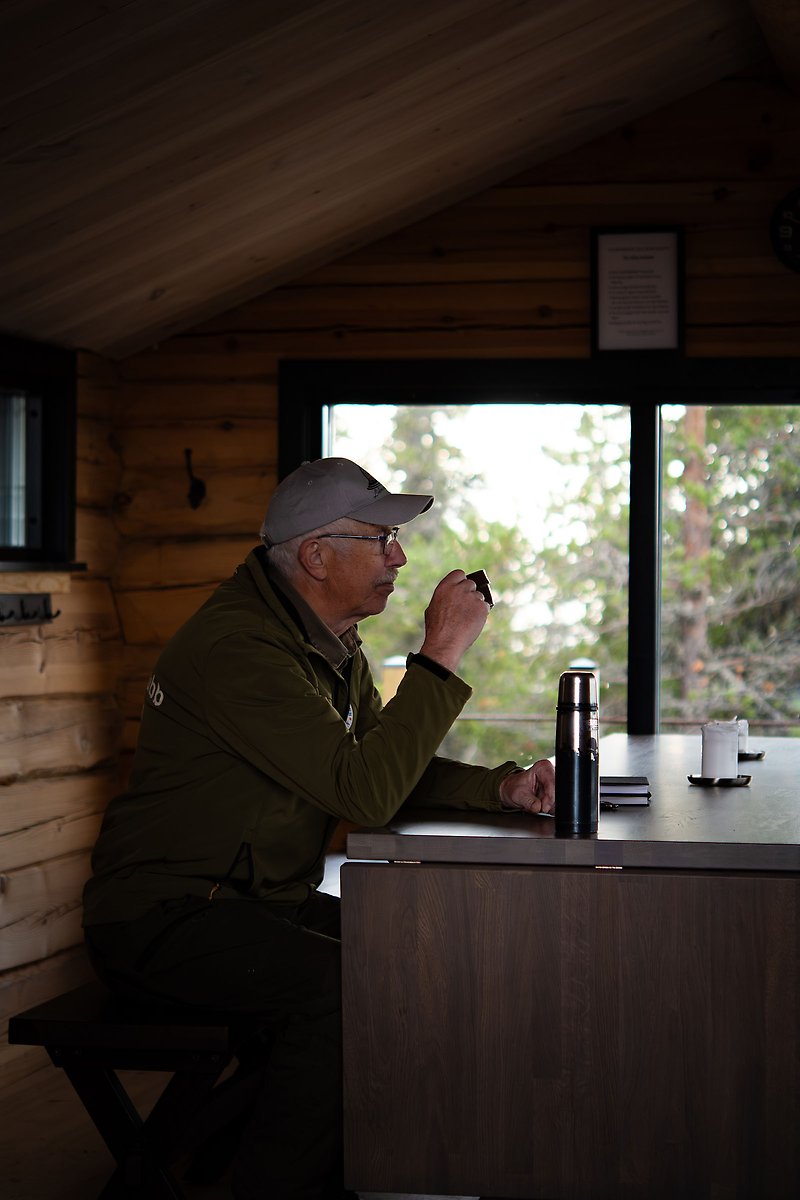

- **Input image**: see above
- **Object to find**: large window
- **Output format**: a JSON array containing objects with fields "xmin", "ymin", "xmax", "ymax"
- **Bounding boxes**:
[
  {"xmin": 326, "ymin": 402, "xmax": 630, "ymax": 764},
  {"xmin": 279, "ymin": 360, "xmax": 800, "ymax": 749},
  {"xmin": 660, "ymin": 403, "xmax": 799, "ymax": 735}
]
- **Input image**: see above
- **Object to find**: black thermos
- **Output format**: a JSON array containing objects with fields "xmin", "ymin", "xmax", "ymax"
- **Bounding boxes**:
[{"xmin": 555, "ymin": 669, "xmax": 599, "ymax": 836}]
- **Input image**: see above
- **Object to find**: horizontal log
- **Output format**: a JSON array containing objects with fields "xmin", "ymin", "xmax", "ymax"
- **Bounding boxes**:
[
  {"xmin": 112, "ymin": 467, "xmax": 275, "ymax": 537},
  {"xmin": 51, "ymin": 579, "xmax": 120, "ymax": 634},
  {"xmin": 0, "ymin": 851, "xmax": 89, "ymax": 971},
  {"xmin": 0, "ymin": 580, "xmax": 123, "ymax": 697},
  {"xmin": 119, "ymin": 345, "xmax": 280, "ymax": 381},
  {"xmin": 0, "ymin": 944, "xmax": 93, "ymax": 1035},
  {"xmin": 75, "ymin": 507, "xmax": 121, "ymax": 574},
  {"xmin": 119, "ymin": 418, "xmax": 277, "ymax": 470},
  {"xmin": 115, "ymin": 536, "xmax": 254, "ymax": 589},
  {"xmin": 126, "ymin": 281, "xmax": 592, "ymax": 329},
  {"xmin": 0, "ymin": 696, "xmax": 122, "ymax": 783},
  {"xmin": 115, "ymin": 584, "xmax": 215, "ymax": 645},
  {"xmin": 288, "ymin": 247, "xmax": 774, "ymax": 289},
  {"xmin": 1, "ymin": 810, "xmax": 103, "ymax": 874},
  {"xmin": 200, "ymin": 327, "xmax": 593, "ymax": 357},
  {"xmin": 0, "ymin": 768, "xmax": 120, "ymax": 837},
  {"xmin": 0, "ymin": 572, "xmax": 72, "ymax": 594},
  {"xmin": 117, "ymin": 378, "xmax": 278, "ymax": 423},
  {"xmin": 207, "ymin": 260, "xmax": 798, "ymax": 329},
  {"xmin": 76, "ymin": 414, "xmax": 122, "ymax": 508}
]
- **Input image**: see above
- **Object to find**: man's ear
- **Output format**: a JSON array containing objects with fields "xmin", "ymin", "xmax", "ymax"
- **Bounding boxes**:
[{"xmin": 297, "ymin": 537, "xmax": 328, "ymax": 580}]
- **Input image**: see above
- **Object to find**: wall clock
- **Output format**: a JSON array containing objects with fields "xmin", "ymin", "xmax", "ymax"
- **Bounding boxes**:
[{"xmin": 770, "ymin": 187, "xmax": 800, "ymax": 273}]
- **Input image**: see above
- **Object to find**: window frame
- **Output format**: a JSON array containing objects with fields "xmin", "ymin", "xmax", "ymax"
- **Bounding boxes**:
[
  {"xmin": 0, "ymin": 334, "xmax": 79, "ymax": 569},
  {"xmin": 278, "ymin": 357, "xmax": 800, "ymax": 734}
]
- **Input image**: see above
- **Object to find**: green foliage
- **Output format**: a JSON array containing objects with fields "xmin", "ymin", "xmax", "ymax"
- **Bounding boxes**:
[
  {"xmin": 353, "ymin": 407, "xmax": 560, "ymax": 764},
  {"xmin": 661, "ymin": 404, "xmax": 800, "ymax": 727},
  {"xmin": 342, "ymin": 399, "xmax": 799, "ymax": 763}
]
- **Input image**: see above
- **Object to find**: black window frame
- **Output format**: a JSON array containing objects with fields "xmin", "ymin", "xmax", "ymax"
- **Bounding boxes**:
[
  {"xmin": 0, "ymin": 334, "xmax": 79, "ymax": 569},
  {"xmin": 278, "ymin": 357, "xmax": 800, "ymax": 734}
]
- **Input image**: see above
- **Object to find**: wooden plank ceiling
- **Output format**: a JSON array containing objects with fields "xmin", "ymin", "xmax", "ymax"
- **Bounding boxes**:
[{"xmin": 0, "ymin": 0, "xmax": 793, "ymax": 359}]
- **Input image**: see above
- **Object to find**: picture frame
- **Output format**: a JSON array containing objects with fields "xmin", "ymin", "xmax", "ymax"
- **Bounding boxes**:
[{"xmin": 591, "ymin": 226, "xmax": 684, "ymax": 354}]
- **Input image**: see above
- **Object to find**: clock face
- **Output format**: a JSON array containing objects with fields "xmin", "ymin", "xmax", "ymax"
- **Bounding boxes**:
[{"xmin": 770, "ymin": 187, "xmax": 800, "ymax": 273}]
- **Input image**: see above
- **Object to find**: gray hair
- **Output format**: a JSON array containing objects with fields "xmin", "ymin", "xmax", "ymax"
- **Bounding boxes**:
[{"xmin": 262, "ymin": 516, "xmax": 358, "ymax": 580}]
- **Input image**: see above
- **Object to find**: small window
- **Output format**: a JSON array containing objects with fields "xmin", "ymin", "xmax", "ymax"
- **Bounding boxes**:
[
  {"xmin": 1, "ymin": 388, "xmax": 42, "ymax": 549},
  {"xmin": 0, "ymin": 335, "xmax": 78, "ymax": 567}
]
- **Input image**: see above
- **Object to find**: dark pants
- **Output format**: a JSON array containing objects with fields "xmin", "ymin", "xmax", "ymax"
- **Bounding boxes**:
[{"xmin": 85, "ymin": 891, "xmax": 343, "ymax": 1200}]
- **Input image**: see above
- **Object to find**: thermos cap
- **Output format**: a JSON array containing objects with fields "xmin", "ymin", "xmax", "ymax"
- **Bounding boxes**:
[{"xmin": 557, "ymin": 669, "xmax": 598, "ymax": 711}]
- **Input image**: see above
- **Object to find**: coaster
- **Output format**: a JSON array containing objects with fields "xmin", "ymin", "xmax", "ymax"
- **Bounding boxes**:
[
  {"xmin": 738, "ymin": 750, "xmax": 766, "ymax": 762},
  {"xmin": 688, "ymin": 774, "xmax": 751, "ymax": 788}
]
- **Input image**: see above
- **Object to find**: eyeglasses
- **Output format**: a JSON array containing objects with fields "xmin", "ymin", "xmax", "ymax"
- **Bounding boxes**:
[{"xmin": 316, "ymin": 526, "xmax": 400, "ymax": 555}]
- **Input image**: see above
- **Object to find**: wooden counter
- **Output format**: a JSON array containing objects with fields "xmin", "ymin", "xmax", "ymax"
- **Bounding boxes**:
[{"xmin": 341, "ymin": 734, "xmax": 800, "ymax": 1199}]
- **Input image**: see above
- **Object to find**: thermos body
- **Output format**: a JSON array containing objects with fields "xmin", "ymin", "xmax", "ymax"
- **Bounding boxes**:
[{"xmin": 555, "ymin": 670, "xmax": 599, "ymax": 836}]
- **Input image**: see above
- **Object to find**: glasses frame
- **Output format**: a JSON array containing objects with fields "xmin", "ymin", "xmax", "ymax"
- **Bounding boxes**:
[{"xmin": 315, "ymin": 526, "xmax": 399, "ymax": 555}]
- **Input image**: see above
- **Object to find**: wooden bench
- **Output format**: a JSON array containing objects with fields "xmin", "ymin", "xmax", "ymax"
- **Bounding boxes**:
[{"xmin": 8, "ymin": 979, "xmax": 257, "ymax": 1198}]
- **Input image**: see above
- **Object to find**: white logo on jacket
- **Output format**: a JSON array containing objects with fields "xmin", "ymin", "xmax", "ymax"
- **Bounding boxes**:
[
  {"xmin": 146, "ymin": 674, "xmax": 164, "ymax": 707},
  {"xmin": 345, "ymin": 703, "xmax": 354, "ymax": 731}
]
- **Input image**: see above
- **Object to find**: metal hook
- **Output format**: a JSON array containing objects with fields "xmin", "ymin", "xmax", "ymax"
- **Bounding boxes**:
[{"xmin": 184, "ymin": 448, "xmax": 207, "ymax": 510}]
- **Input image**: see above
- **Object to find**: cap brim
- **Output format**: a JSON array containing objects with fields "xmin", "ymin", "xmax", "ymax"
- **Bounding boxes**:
[{"xmin": 348, "ymin": 492, "xmax": 433, "ymax": 526}]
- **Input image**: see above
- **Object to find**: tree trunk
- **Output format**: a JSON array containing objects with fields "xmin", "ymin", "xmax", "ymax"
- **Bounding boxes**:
[{"xmin": 680, "ymin": 405, "xmax": 711, "ymax": 699}]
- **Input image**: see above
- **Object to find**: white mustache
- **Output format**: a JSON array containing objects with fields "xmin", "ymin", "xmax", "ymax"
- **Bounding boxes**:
[{"xmin": 379, "ymin": 570, "xmax": 399, "ymax": 585}]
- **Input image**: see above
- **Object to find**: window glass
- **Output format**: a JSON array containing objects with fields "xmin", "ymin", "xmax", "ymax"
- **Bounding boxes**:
[
  {"xmin": 660, "ymin": 403, "xmax": 800, "ymax": 737},
  {"xmin": 0, "ymin": 389, "xmax": 30, "ymax": 547},
  {"xmin": 327, "ymin": 403, "xmax": 630, "ymax": 764}
]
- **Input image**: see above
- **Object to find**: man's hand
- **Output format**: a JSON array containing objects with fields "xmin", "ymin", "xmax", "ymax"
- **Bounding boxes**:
[
  {"xmin": 499, "ymin": 760, "xmax": 556, "ymax": 814},
  {"xmin": 418, "ymin": 569, "xmax": 491, "ymax": 673}
]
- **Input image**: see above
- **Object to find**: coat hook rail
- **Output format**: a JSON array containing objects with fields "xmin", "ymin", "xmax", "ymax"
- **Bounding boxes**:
[{"xmin": 0, "ymin": 594, "xmax": 61, "ymax": 625}]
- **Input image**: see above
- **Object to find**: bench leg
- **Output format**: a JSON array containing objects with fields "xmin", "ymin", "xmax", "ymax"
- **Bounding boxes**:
[{"xmin": 60, "ymin": 1062, "xmax": 223, "ymax": 1199}]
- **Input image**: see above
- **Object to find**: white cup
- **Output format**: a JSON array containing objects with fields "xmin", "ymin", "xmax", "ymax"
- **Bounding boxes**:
[
  {"xmin": 737, "ymin": 718, "xmax": 749, "ymax": 753},
  {"xmin": 701, "ymin": 721, "xmax": 739, "ymax": 779}
]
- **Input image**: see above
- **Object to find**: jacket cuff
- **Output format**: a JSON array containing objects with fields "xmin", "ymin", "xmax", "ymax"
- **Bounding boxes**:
[{"xmin": 406, "ymin": 651, "xmax": 451, "ymax": 682}]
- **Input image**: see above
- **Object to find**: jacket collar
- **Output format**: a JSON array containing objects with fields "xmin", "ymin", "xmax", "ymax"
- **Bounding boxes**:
[{"xmin": 244, "ymin": 547, "xmax": 361, "ymax": 671}]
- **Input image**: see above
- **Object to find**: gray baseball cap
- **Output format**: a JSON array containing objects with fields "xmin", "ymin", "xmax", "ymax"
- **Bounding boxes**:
[{"xmin": 260, "ymin": 457, "xmax": 433, "ymax": 547}]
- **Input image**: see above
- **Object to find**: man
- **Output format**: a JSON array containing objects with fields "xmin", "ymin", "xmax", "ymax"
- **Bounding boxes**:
[{"xmin": 82, "ymin": 456, "xmax": 555, "ymax": 1200}]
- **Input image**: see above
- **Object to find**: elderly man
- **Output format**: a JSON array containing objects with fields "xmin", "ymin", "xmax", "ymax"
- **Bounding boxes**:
[{"xmin": 83, "ymin": 456, "xmax": 554, "ymax": 1200}]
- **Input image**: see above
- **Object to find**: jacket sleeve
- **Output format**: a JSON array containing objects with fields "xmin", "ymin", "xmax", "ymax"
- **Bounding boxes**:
[
  {"xmin": 354, "ymin": 653, "xmax": 516, "ymax": 812},
  {"xmin": 202, "ymin": 631, "xmax": 479, "ymax": 826},
  {"xmin": 403, "ymin": 754, "xmax": 520, "ymax": 812}
]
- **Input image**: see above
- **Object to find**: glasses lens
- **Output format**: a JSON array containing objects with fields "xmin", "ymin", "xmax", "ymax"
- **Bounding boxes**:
[{"xmin": 383, "ymin": 528, "xmax": 398, "ymax": 554}]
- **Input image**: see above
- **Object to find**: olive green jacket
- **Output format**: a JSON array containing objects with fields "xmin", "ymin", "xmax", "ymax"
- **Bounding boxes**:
[{"xmin": 83, "ymin": 549, "xmax": 519, "ymax": 924}]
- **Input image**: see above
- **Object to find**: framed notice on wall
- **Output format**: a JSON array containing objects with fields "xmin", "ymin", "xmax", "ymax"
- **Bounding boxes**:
[{"xmin": 591, "ymin": 227, "xmax": 684, "ymax": 354}]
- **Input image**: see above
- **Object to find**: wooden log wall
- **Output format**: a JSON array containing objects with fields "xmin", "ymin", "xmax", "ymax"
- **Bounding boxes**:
[
  {"xmin": 0, "ymin": 352, "xmax": 124, "ymax": 1084},
  {"xmin": 2, "ymin": 65, "xmax": 799, "ymax": 1085},
  {"xmin": 112, "ymin": 67, "xmax": 800, "ymax": 697}
]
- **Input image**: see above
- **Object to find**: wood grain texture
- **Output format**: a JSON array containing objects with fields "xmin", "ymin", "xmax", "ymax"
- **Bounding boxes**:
[
  {"xmin": 0, "ymin": 853, "xmax": 91, "ymax": 971},
  {"xmin": 0, "ymin": 696, "xmax": 122, "ymax": 783},
  {"xmin": 342, "ymin": 861, "xmax": 800, "ymax": 1198},
  {"xmin": 114, "ymin": 536, "xmax": 254, "ymax": 590},
  {"xmin": 115, "ymin": 584, "xmax": 217, "ymax": 645},
  {"xmin": 0, "ymin": 770, "xmax": 120, "ymax": 839},
  {"xmin": 0, "ymin": 358, "xmax": 122, "ymax": 1069},
  {"xmin": 112, "ymin": 467, "xmax": 275, "ymax": 537},
  {"xmin": 0, "ymin": 1, "xmax": 767, "ymax": 356}
]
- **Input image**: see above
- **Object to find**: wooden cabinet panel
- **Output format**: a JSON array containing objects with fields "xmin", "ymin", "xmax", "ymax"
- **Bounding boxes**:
[{"xmin": 342, "ymin": 862, "xmax": 799, "ymax": 1199}]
